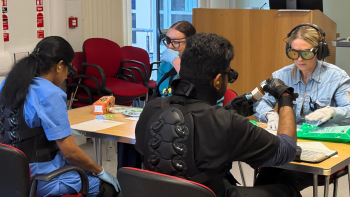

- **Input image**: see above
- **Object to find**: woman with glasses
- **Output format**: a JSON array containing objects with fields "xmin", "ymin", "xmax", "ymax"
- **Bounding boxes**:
[
  {"xmin": 151, "ymin": 21, "xmax": 225, "ymax": 105},
  {"xmin": 255, "ymin": 24, "xmax": 350, "ymax": 130},
  {"xmin": 254, "ymin": 24, "xmax": 350, "ymax": 196},
  {"xmin": 0, "ymin": 36, "xmax": 120, "ymax": 196},
  {"xmin": 150, "ymin": 20, "xmax": 196, "ymax": 99}
]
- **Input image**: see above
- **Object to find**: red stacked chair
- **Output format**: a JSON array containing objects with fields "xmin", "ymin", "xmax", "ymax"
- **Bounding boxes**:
[
  {"xmin": 120, "ymin": 46, "xmax": 161, "ymax": 90},
  {"xmin": 66, "ymin": 52, "xmax": 100, "ymax": 109},
  {"xmin": 82, "ymin": 38, "xmax": 149, "ymax": 105}
]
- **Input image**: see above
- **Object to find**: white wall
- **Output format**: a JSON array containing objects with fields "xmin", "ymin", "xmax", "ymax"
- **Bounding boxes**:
[
  {"xmin": 66, "ymin": 0, "xmax": 83, "ymax": 52},
  {"xmin": 4, "ymin": 0, "xmax": 50, "ymax": 54},
  {"xmin": 2, "ymin": 0, "xmax": 83, "ymax": 59},
  {"xmin": 323, "ymin": 0, "xmax": 350, "ymax": 74}
]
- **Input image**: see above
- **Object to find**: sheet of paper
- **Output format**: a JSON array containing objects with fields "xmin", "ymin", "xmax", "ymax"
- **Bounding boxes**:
[
  {"xmin": 297, "ymin": 142, "xmax": 339, "ymax": 157},
  {"xmin": 125, "ymin": 117, "xmax": 139, "ymax": 121},
  {"xmin": 71, "ymin": 120, "xmax": 124, "ymax": 132}
]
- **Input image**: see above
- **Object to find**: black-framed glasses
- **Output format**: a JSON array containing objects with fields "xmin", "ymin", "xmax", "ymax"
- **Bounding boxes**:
[
  {"xmin": 222, "ymin": 69, "xmax": 238, "ymax": 84},
  {"xmin": 287, "ymin": 48, "xmax": 318, "ymax": 60},
  {"xmin": 162, "ymin": 36, "xmax": 186, "ymax": 49}
]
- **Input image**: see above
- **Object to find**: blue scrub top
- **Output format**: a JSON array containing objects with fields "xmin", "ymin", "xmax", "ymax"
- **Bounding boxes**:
[{"xmin": 0, "ymin": 77, "xmax": 100, "ymax": 197}]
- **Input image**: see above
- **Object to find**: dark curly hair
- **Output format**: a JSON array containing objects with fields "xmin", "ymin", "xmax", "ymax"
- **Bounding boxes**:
[{"xmin": 179, "ymin": 33, "xmax": 234, "ymax": 85}]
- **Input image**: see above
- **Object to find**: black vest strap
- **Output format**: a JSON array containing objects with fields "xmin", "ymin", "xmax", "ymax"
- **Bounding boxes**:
[
  {"xmin": 149, "ymin": 68, "xmax": 177, "ymax": 101},
  {"xmin": 160, "ymin": 96, "xmax": 208, "ymax": 115}
]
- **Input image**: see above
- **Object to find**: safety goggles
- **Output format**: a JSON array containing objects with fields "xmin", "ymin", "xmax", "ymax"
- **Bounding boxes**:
[
  {"xmin": 64, "ymin": 61, "xmax": 77, "ymax": 78},
  {"xmin": 222, "ymin": 69, "xmax": 238, "ymax": 84},
  {"xmin": 287, "ymin": 48, "xmax": 318, "ymax": 60},
  {"xmin": 162, "ymin": 36, "xmax": 186, "ymax": 49}
]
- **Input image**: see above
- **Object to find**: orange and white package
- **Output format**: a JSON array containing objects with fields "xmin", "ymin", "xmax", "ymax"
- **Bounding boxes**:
[{"xmin": 92, "ymin": 96, "xmax": 115, "ymax": 115}]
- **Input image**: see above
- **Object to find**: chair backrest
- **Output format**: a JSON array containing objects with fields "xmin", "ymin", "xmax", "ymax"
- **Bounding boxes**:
[
  {"xmin": 118, "ymin": 167, "xmax": 216, "ymax": 197},
  {"xmin": 120, "ymin": 46, "xmax": 150, "ymax": 83},
  {"xmin": 68, "ymin": 52, "xmax": 84, "ymax": 84},
  {"xmin": 222, "ymin": 89, "xmax": 238, "ymax": 107},
  {"xmin": 0, "ymin": 143, "xmax": 31, "ymax": 197},
  {"xmin": 83, "ymin": 38, "xmax": 122, "ymax": 78}
]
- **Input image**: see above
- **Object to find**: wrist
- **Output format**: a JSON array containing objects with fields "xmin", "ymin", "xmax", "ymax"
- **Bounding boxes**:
[
  {"xmin": 278, "ymin": 95, "xmax": 293, "ymax": 112},
  {"xmin": 281, "ymin": 93, "xmax": 292, "ymax": 97},
  {"xmin": 93, "ymin": 166, "xmax": 104, "ymax": 176}
]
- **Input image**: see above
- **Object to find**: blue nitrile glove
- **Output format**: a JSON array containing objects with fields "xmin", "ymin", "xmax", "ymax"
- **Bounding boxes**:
[
  {"xmin": 97, "ymin": 167, "xmax": 121, "ymax": 192},
  {"xmin": 161, "ymin": 49, "xmax": 179, "ymax": 63}
]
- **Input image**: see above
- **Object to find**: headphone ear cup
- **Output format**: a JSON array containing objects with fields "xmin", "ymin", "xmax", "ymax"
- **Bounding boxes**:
[
  {"xmin": 285, "ymin": 43, "xmax": 291, "ymax": 57},
  {"xmin": 317, "ymin": 41, "xmax": 323, "ymax": 60},
  {"xmin": 321, "ymin": 41, "xmax": 330, "ymax": 60}
]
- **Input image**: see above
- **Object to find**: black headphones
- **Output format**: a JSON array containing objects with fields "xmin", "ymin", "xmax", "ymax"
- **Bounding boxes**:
[{"xmin": 285, "ymin": 23, "xmax": 330, "ymax": 60}]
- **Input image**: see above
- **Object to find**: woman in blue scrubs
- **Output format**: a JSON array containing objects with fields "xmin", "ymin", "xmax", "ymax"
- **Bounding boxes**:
[{"xmin": 0, "ymin": 36, "xmax": 119, "ymax": 197}]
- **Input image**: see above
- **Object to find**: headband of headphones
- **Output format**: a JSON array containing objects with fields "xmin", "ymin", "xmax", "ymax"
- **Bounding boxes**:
[{"xmin": 285, "ymin": 23, "xmax": 329, "ymax": 60}]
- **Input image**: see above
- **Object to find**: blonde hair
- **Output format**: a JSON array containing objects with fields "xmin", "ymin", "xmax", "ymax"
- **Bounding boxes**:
[{"xmin": 288, "ymin": 26, "xmax": 323, "ymax": 79}]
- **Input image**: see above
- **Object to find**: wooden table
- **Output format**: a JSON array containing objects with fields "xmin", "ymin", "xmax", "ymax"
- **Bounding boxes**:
[
  {"xmin": 258, "ymin": 123, "xmax": 350, "ymax": 197},
  {"xmin": 275, "ymin": 139, "xmax": 350, "ymax": 197},
  {"xmin": 68, "ymin": 105, "xmax": 138, "ymax": 165},
  {"xmin": 69, "ymin": 108, "xmax": 350, "ymax": 196}
]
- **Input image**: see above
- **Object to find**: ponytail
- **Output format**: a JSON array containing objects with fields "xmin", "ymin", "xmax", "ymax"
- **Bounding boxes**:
[{"xmin": 1, "ymin": 56, "xmax": 40, "ymax": 109}]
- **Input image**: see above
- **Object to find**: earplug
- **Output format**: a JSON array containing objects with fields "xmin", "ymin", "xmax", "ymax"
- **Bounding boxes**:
[
  {"xmin": 58, "ymin": 66, "xmax": 62, "ymax": 69},
  {"xmin": 216, "ymin": 81, "xmax": 220, "ymax": 85}
]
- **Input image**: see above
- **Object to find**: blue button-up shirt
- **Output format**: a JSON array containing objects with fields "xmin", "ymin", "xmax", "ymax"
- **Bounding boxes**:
[{"xmin": 254, "ymin": 61, "xmax": 350, "ymax": 126}]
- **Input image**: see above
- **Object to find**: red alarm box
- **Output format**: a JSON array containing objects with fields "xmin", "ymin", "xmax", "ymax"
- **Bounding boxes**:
[{"xmin": 68, "ymin": 17, "xmax": 78, "ymax": 28}]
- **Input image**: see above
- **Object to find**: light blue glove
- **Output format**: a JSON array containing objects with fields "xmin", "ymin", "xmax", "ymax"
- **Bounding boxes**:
[
  {"xmin": 161, "ymin": 49, "xmax": 179, "ymax": 63},
  {"xmin": 97, "ymin": 167, "xmax": 121, "ymax": 192}
]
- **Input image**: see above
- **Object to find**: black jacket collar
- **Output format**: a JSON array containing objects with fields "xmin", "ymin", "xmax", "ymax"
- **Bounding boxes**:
[{"xmin": 171, "ymin": 79, "xmax": 219, "ymax": 105}]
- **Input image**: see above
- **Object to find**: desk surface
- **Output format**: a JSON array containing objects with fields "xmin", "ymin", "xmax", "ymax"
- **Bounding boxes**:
[
  {"xmin": 68, "ymin": 106, "xmax": 350, "ymax": 175},
  {"xmin": 258, "ymin": 123, "xmax": 350, "ymax": 175},
  {"xmin": 277, "ymin": 139, "xmax": 350, "ymax": 176},
  {"xmin": 68, "ymin": 106, "xmax": 137, "ymax": 144}
]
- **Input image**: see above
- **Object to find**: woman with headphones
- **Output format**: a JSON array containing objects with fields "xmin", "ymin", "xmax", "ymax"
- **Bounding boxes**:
[
  {"xmin": 254, "ymin": 24, "xmax": 350, "ymax": 195},
  {"xmin": 254, "ymin": 23, "xmax": 350, "ymax": 130}
]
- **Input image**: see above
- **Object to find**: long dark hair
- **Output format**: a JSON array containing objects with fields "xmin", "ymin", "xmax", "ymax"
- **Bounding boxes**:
[
  {"xmin": 170, "ymin": 21, "xmax": 196, "ymax": 37},
  {"xmin": 1, "ymin": 36, "xmax": 74, "ymax": 109}
]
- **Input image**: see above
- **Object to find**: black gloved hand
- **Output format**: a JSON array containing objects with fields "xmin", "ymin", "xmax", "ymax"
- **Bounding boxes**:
[
  {"xmin": 225, "ymin": 93, "xmax": 254, "ymax": 117},
  {"xmin": 262, "ymin": 78, "xmax": 298, "ymax": 100}
]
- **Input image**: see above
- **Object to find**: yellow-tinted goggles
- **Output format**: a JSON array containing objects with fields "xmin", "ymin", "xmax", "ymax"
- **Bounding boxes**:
[{"xmin": 287, "ymin": 48, "xmax": 318, "ymax": 60}]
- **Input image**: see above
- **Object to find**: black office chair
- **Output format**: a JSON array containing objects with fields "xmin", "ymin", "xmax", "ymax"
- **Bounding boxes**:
[
  {"xmin": 118, "ymin": 167, "xmax": 216, "ymax": 197},
  {"xmin": 0, "ymin": 143, "xmax": 89, "ymax": 197}
]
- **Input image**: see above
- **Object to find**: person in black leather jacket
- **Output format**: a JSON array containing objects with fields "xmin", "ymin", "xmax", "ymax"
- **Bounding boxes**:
[{"xmin": 135, "ymin": 33, "xmax": 300, "ymax": 197}]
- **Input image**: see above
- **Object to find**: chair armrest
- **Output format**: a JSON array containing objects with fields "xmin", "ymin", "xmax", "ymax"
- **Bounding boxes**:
[
  {"xmin": 119, "ymin": 74, "xmax": 135, "ymax": 83},
  {"xmin": 120, "ymin": 59, "xmax": 149, "ymax": 79},
  {"xmin": 119, "ymin": 68, "xmax": 138, "ymax": 83},
  {"xmin": 150, "ymin": 61, "xmax": 161, "ymax": 67},
  {"xmin": 73, "ymin": 75, "xmax": 107, "ymax": 96},
  {"xmin": 151, "ymin": 68, "xmax": 158, "ymax": 71},
  {"xmin": 66, "ymin": 83, "xmax": 94, "ymax": 104},
  {"xmin": 121, "ymin": 67, "xmax": 148, "ymax": 87},
  {"xmin": 30, "ymin": 166, "xmax": 89, "ymax": 197},
  {"xmin": 81, "ymin": 63, "xmax": 113, "ymax": 95}
]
